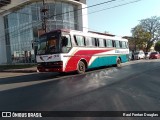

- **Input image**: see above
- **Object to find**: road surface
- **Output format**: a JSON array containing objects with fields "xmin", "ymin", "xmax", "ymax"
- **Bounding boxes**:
[{"xmin": 0, "ymin": 59, "xmax": 160, "ymax": 119}]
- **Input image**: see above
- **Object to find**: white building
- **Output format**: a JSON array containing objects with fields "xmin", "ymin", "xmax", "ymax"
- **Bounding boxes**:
[{"xmin": 0, "ymin": 0, "xmax": 88, "ymax": 64}]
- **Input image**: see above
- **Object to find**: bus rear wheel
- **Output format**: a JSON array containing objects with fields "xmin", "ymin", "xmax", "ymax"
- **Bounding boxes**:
[
  {"xmin": 116, "ymin": 58, "xmax": 121, "ymax": 67},
  {"xmin": 77, "ymin": 61, "xmax": 86, "ymax": 74}
]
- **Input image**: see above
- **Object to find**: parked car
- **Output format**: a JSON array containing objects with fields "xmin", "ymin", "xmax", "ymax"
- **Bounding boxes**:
[
  {"xmin": 129, "ymin": 51, "xmax": 134, "ymax": 61},
  {"xmin": 134, "ymin": 51, "xmax": 145, "ymax": 60},
  {"xmin": 149, "ymin": 52, "xmax": 160, "ymax": 59},
  {"xmin": 145, "ymin": 52, "xmax": 151, "ymax": 59}
]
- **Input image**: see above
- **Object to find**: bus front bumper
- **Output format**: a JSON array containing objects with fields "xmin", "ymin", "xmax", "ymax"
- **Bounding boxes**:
[
  {"xmin": 37, "ymin": 66, "xmax": 63, "ymax": 72},
  {"xmin": 37, "ymin": 61, "xmax": 63, "ymax": 72}
]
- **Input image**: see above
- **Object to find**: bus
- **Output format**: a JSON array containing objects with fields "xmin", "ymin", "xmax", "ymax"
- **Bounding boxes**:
[{"xmin": 36, "ymin": 29, "xmax": 129, "ymax": 74}]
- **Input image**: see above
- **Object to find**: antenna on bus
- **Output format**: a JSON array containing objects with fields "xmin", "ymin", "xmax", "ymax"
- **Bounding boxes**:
[{"xmin": 88, "ymin": 31, "xmax": 115, "ymax": 37}]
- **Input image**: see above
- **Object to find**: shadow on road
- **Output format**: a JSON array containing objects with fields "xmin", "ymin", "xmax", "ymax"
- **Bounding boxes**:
[
  {"xmin": 0, "ymin": 59, "xmax": 159, "ymax": 85},
  {"xmin": 0, "ymin": 65, "xmax": 115, "ymax": 85},
  {"xmin": 0, "ymin": 60, "xmax": 160, "ymax": 111}
]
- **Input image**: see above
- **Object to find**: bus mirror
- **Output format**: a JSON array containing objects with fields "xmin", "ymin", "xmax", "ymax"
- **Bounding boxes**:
[{"xmin": 32, "ymin": 39, "xmax": 39, "ymax": 49}]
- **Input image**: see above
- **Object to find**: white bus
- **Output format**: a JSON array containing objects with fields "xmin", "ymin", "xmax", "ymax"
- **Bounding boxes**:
[{"xmin": 36, "ymin": 29, "xmax": 129, "ymax": 73}]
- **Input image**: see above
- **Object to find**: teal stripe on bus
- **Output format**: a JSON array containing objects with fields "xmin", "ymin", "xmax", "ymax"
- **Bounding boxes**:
[{"xmin": 88, "ymin": 55, "xmax": 128, "ymax": 69}]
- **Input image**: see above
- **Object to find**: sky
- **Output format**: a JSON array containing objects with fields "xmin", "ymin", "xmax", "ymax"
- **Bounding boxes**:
[{"xmin": 87, "ymin": 0, "xmax": 160, "ymax": 37}]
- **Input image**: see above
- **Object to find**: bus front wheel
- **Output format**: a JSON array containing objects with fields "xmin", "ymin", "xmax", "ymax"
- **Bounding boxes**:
[{"xmin": 77, "ymin": 61, "xmax": 86, "ymax": 74}]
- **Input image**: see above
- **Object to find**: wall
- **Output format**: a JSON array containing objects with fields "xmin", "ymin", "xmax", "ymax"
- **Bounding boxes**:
[
  {"xmin": 77, "ymin": 3, "xmax": 88, "ymax": 32},
  {"xmin": 0, "ymin": 16, "xmax": 7, "ymax": 64}
]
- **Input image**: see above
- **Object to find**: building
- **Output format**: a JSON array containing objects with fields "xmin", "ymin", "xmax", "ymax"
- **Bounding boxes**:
[{"xmin": 0, "ymin": 0, "xmax": 88, "ymax": 64}]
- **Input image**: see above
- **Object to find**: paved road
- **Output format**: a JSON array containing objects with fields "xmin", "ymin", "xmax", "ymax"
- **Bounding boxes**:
[{"xmin": 0, "ymin": 59, "xmax": 160, "ymax": 119}]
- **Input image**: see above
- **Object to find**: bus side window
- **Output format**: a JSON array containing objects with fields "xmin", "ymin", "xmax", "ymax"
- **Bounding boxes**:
[
  {"xmin": 74, "ymin": 35, "xmax": 77, "ymax": 45},
  {"xmin": 74, "ymin": 35, "xmax": 85, "ymax": 46},
  {"xmin": 65, "ymin": 35, "xmax": 72, "ymax": 47},
  {"xmin": 84, "ymin": 37, "xmax": 86, "ymax": 46},
  {"xmin": 61, "ymin": 35, "xmax": 71, "ymax": 53},
  {"xmin": 125, "ymin": 42, "xmax": 128, "ymax": 48},
  {"xmin": 99, "ymin": 38, "xmax": 105, "ymax": 47},
  {"xmin": 86, "ymin": 37, "xmax": 93, "ymax": 47},
  {"xmin": 119, "ymin": 41, "xmax": 122, "ymax": 48},
  {"xmin": 115, "ymin": 40, "xmax": 120, "ymax": 48},
  {"xmin": 65, "ymin": 35, "xmax": 71, "ymax": 47},
  {"xmin": 104, "ymin": 39, "xmax": 107, "ymax": 47},
  {"xmin": 106, "ymin": 39, "xmax": 112, "ymax": 47},
  {"xmin": 112, "ymin": 40, "xmax": 116, "ymax": 47},
  {"xmin": 95, "ymin": 38, "xmax": 99, "ymax": 47},
  {"xmin": 91, "ymin": 38, "xmax": 96, "ymax": 47},
  {"xmin": 86, "ymin": 37, "xmax": 95, "ymax": 47},
  {"xmin": 122, "ymin": 41, "xmax": 126, "ymax": 48}
]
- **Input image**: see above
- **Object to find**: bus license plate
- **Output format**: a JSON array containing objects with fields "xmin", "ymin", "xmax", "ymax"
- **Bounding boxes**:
[{"xmin": 45, "ymin": 69, "xmax": 49, "ymax": 71}]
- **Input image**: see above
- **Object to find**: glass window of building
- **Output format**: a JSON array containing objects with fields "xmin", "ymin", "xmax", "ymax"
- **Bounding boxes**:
[
  {"xmin": 4, "ymin": 1, "xmax": 79, "ymax": 64},
  {"xmin": 55, "ymin": 2, "xmax": 62, "ymax": 20}
]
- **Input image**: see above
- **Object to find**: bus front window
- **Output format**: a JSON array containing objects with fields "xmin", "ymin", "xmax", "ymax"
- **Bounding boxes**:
[
  {"xmin": 37, "ymin": 36, "xmax": 47, "ymax": 55},
  {"xmin": 37, "ymin": 31, "xmax": 61, "ymax": 55},
  {"xmin": 47, "ymin": 37, "xmax": 57, "ymax": 53}
]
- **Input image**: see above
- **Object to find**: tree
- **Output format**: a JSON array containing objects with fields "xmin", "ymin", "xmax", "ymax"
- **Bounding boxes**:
[
  {"xmin": 154, "ymin": 41, "xmax": 160, "ymax": 52},
  {"xmin": 131, "ymin": 25, "xmax": 151, "ymax": 51},
  {"xmin": 132, "ymin": 16, "xmax": 160, "ymax": 52}
]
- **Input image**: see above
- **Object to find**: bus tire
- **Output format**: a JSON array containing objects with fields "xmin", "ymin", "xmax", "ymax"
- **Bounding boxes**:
[
  {"xmin": 116, "ymin": 58, "xmax": 121, "ymax": 67},
  {"xmin": 59, "ymin": 72, "xmax": 66, "ymax": 75},
  {"xmin": 77, "ymin": 61, "xmax": 86, "ymax": 74}
]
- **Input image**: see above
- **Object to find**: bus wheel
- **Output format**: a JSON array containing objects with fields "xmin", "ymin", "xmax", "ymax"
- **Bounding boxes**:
[
  {"xmin": 77, "ymin": 61, "xmax": 86, "ymax": 74},
  {"xmin": 116, "ymin": 58, "xmax": 121, "ymax": 67}
]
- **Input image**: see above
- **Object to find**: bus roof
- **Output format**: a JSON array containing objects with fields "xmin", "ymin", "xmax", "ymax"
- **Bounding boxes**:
[{"xmin": 40, "ymin": 29, "xmax": 128, "ymax": 42}]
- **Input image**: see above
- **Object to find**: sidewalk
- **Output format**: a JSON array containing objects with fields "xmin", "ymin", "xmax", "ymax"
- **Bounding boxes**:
[{"xmin": 0, "ymin": 66, "xmax": 37, "ymax": 73}]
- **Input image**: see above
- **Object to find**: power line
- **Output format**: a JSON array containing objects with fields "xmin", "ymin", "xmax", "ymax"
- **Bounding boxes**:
[
  {"xmin": 0, "ymin": 0, "xmax": 142, "ymax": 40},
  {"xmin": 0, "ymin": 7, "xmax": 32, "ymax": 16},
  {"xmin": 0, "ymin": 0, "xmax": 41, "ymax": 14},
  {"xmin": 1, "ymin": 0, "xmax": 142, "ymax": 40},
  {"xmin": 0, "ymin": 0, "xmax": 143, "ymax": 56},
  {"xmin": 45, "ymin": 0, "xmax": 118, "ymax": 20},
  {"xmin": 0, "ymin": 0, "xmax": 119, "ymax": 34},
  {"xmin": 0, "ymin": 0, "xmax": 118, "ymax": 16},
  {"xmin": 0, "ymin": 0, "xmax": 120, "ymax": 18},
  {"xmin": 88, "ymin": 0, "xmax": 142, "ymax": 15},
  {"xmin": 0, "ymin": 0, "xmax": 119, "ymax": 38}
]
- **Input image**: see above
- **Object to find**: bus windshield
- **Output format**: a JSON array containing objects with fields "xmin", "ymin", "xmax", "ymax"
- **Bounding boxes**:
[{"xmin": 37, "ymin": 31, "xmax": 61, "ymax": 55}]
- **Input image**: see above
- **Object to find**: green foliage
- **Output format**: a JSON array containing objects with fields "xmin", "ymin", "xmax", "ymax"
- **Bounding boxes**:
[
  {"xmin": 154, "ymin": 41, "xmax": 160, "ymax": 52},
  {"xmin": 140, "ymin": 16, "xmax": 160, "ymax": 40},
  {"xmin": 131, "ymin": 25, "xmax": 151, "ymax": 51},
  {"xmin": 131, "ymin": 16, "xmax": 160, "ymax": 51}
]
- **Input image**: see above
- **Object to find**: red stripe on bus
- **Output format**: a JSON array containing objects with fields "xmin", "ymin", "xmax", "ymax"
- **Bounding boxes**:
[{"xmin": 65, "ymin": 49, "xmax": 113, "ymax": 72}]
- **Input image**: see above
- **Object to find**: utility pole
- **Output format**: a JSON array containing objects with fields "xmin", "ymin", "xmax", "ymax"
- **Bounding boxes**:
[{"xmin": 41, "ymin": 0, "xmax": 48, "ymax": 33}]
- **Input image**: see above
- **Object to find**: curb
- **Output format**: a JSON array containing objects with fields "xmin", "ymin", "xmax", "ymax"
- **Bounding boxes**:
[{"xmin": 0, "ymin": 69, "xmax": 37, "ymax": 73}]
